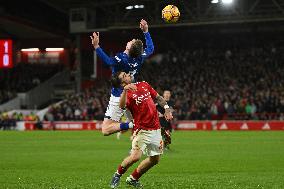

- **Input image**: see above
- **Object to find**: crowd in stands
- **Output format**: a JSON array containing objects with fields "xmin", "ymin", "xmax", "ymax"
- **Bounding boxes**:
[
  {"xmin": 43, "ymin": 44, "xmax": 284, "ymax": 121},
  {"xmin": 0, "ymin": 111, "xmax": 39, "ymax": 130},
  {"xmin": 0, "ymin": 63, "xmax": 64, "ymax": 104},
  {"xmin": 139, "ymin": 46, "xmax": 284, "ymax": 120},
  {"xmin": 44, "ymin": 84, "xmax": 108, "ymax": 121}
]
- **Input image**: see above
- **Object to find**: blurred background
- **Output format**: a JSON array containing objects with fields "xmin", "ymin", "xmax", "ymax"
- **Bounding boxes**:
[{"xmin": 0, "ymin": 0, "xmax": 284, "ymax": 130}]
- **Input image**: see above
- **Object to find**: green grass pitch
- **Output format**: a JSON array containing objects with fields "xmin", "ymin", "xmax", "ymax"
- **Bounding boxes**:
[{"xmin": 0, "ymin": 131, "xmax": 284, "ymax": 189}]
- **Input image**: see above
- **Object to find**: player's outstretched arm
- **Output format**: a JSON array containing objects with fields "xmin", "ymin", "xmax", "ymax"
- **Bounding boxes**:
[
  {"xmin": 140, "ymin": 19, "xmax": 154, "ymax": 57},
  {"xmin": 90, "ymin": 32, "xmax": 117, "ymax": 66},
  {"xmin": 156, "ymin": 94, "xmax": 173, "ymax": 121}
]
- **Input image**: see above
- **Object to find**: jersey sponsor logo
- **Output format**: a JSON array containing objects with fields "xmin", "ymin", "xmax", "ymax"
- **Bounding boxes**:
[{"xmin": 134, "ymin": 91, "xmax": 151, "ymax": 105}]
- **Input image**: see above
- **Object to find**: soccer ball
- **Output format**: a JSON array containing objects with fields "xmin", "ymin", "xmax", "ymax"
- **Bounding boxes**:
[{"xmin": 162, "ymin": 5, "xmax": 180, "ymax": 23}]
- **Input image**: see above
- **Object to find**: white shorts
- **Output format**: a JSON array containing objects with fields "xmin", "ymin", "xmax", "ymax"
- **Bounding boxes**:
[
  {"xmin": 105, "ymin": 94, "xmax": 133, "ymax": 122},
  {"xmin": 131, "ymin": 129, "xmax": 163, "ymax": 157}
]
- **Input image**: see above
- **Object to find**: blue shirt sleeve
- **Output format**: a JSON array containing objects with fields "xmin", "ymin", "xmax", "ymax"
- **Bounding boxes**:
[
  {"xmin": 141, "ymin": 32, "xmax": 154, "ymax": 58},
  {"xmin": 95, "ymin": 47, "xmax": 120, "ymax": 66}
]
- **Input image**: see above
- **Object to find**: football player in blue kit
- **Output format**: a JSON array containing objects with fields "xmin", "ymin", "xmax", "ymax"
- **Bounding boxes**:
[{"xmin": 90, "ymin": 19, "xmax": 154, "ymax": 136}]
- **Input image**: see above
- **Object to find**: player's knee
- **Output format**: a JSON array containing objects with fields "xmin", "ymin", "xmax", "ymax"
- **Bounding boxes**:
[
  {"xmin": 101, "ymin": 122, "xmax": 112, "ymax": 136},
  {"xmin": 131, "ymin": 154, "xmax": 141, "ymax": 163},
  {"xmin": 101, "ymin": 128, "xmax": 111, "ymax": 136}
]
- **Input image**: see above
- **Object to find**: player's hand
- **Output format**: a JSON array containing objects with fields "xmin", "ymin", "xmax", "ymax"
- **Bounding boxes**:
[
  {"xmin": 140, "ymin": 19, "xmax": 148, "ymax": 33},
  {"xmin": 124, "ymin": 84, "xmax": 137, "ymax": 91},
  {"xmin": 90, "ymin": 32, "xmax": 100, "ymax": 49},
  {"xmin": 164, "ymin": 109, "xmax": 173, "ymax": 121}
]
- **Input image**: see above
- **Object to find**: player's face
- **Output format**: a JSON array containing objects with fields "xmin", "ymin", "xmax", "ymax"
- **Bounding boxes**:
[
  {"xmin": 126, "ymin": 39, "xmax": 136, "ymax": 50},
  {"xmin": 163, "ymin": 91, "xmax": 171, "ymax": 101},
  {"xmin": 119, "ymin": 72, "xmax": 132, "ymax": 85}
]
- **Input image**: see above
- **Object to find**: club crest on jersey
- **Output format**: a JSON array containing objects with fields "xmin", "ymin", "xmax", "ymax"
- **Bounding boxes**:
[
  {"xmin": 129, "ymin": 62, "xmax": 138, "ymax": 68},
  {"xmin": 141, "ymin": 86, "xmax": 148, "ymax": 92}
]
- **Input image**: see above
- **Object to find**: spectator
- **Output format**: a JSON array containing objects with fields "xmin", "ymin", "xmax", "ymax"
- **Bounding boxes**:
[{"xmin": 43, "ymin": 44, "xmax": 284, "ymax": 121}]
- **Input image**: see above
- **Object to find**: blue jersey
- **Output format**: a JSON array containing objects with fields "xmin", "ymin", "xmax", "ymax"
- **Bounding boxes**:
[{"xmin": 96, "ymin": 32, "xmax": 154, "ymax": 97}]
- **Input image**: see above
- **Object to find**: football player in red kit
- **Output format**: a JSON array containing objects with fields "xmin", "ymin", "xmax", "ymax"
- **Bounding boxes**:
[{"xmin": 109, "ymin": 71, "xmax": 173, "ymax": 188}]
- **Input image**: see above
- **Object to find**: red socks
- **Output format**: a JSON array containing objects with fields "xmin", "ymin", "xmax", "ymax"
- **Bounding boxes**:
[
  {"xmin": 117, "ymin": 166, "xmax": 141, "ymax": 180},
  {"xmin": 117, "ymin": 165, "xmax": 127, "ymax": 175},
  {"xmin": 131, "ymin": 169, "xmax": 141, "ymax": 180}
]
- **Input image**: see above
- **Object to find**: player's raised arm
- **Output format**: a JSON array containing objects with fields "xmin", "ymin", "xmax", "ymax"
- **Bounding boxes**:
[
  {"xmin": 90, "ymin": 32, "xmax": 118, "ymax": 66},
  {"xmin": 140, "ymin": 19, "xmax": 154, "ymax": 57}
]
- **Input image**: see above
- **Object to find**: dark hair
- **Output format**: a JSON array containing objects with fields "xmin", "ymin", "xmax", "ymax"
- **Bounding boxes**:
[
  {"xmin": 110, "ymin": 71, "xmax": 122, "ymax": 88},
  {"xmin": 163, "ymin": 89, "xmax": 171, "ymax": 92},
  {"xmin": 129, "ymin": 40, "xmax": 143, "ymax": 58}
]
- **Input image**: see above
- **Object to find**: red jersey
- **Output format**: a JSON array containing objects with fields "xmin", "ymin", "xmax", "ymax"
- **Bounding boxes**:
[{"xmin": 126, "ymin": 81, "xmax": 160, "ymax": 131}]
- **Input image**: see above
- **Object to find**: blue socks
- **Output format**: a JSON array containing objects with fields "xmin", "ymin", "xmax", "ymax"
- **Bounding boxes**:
[{"xmin": 120, "ymin": 123, "xmax": 129, "ymax": 130}]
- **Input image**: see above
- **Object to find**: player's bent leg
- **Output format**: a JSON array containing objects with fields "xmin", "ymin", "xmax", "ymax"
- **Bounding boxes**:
[
  {"xmin": 110, "ymin": 149, "xmax": 142, "ymax": 188},
  {"xmin": 125, "ymin": 155, "xmax": 160, "ymax": 188},
  {"xmin": 121, "ymin": 149, "xmax": 143, "ymax": 169},
  {"xmin": 103, "ymin": 97, "xmax": 133, "ymax": 136},
  {"xmin": 101, "ymin": 118, "xmax": 121, "ymax": 136},
  {"xmin": 137, "ymin": 155, "xmax": 160, "ymax": 175},
  {"xmin": 101, "ymin": 118, "xmax": 133, "ymax": 136}
]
